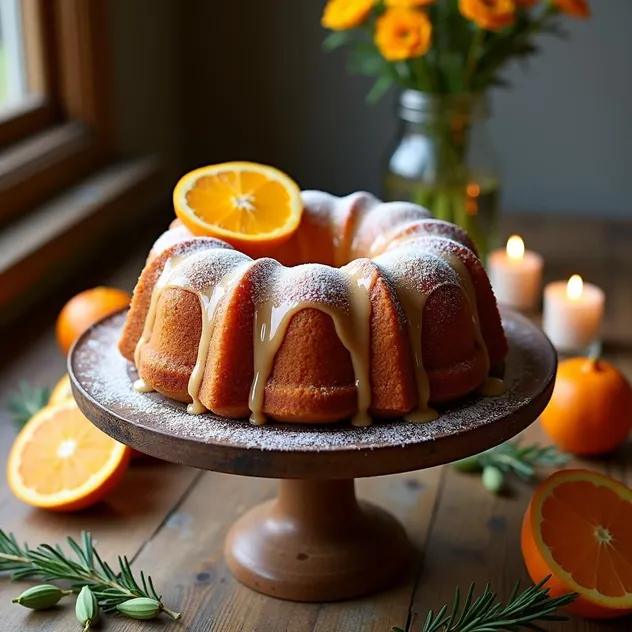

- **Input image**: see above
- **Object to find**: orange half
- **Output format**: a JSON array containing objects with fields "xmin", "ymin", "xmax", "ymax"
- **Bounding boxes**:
[
  {"xmin": 173, "ymin": 162, "xmax": 302, "ymax": 256},
  {"xmin": 49, "ymin": 374, "xmax": 73, "ymax": 405},
  {"xmin": 522, "ymin": 469, "xmax": 632, "ymax": 619},
  {"xmin": 7, "ymin": 402, "xmax": 131, "ymax": 511}
]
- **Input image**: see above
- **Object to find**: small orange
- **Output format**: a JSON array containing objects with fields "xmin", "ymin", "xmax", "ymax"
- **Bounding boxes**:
[
  {"xmin": 173, "ymin": 162, "xmax": 302, "ymax": 257},
  {"xmin": 522, "ymin": 469, "xmax": 632, "ymax": 619},
  {"xmin": 56, "ymin": 287, "xmax": 131, "ymax": 356},
  {"xmin": 540, "ymin": 357, "xmax": 632, "ymax": 455},
  {"xmin": 7, "ymin": 401, "xmax": 132, "ymax": 511},
  {"xmin": 49, "ymin": 374, "xmax": 73, "ymax": 405}
]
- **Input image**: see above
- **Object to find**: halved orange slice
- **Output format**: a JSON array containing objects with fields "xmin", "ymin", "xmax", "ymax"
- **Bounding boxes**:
[
  {"xmin": 49, "ymin": 374, "xmax": 73, "ymax": 405},
  {"xmin": 522, "ymin": 469, "xmax": 632, "ymax": 619},
  {"xmin": 7, "ymin": 401, "xmax": 131, "ymax": 511},
  {"xmin": 173, "ymin": 162, "xmax": 302, "ymax": 256}
]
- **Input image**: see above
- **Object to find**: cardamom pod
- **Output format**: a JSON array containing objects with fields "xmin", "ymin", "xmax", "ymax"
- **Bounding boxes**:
[
  {"xmin": 12, "ymin": 584, "xmax": 73, "ymax": 610},
  {"xmin": 75, "ymin": 586, "xmax": 99, "ymax": 631},
  {"xmin": 117, "ymin": 597, "xmax": 162, "ymax": 620},
  {"xmin": 482, "ymin": 464, "xmax": 505, "ymax": 494}
]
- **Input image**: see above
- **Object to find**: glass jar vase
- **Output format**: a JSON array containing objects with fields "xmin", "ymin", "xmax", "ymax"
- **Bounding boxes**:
[{"xmin": 383, "ymin": 91, "xmax": 501, "ymax": 262}]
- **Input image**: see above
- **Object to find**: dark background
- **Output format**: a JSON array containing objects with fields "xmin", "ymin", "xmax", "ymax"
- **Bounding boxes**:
[{"xmin": 109, "ymin": 0, "xmax": 632, "ymax": 216}]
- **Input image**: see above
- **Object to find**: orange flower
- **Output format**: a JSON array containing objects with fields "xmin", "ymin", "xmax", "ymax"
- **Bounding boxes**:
[
  {"xmin": 459, "ymin": 0, "xmax": 516, "ymax": 30},
  {"xmin": 551, "ymin": 0, "xmax": 590, "ymax": 18},
  {"xmin": 385, "ymin": 0, "xmax": 435, "ymax": 6},
  {"xmin": 322, "ymin": 0, "xmax": 375, "ymax": 30},
  {"xmin": 375, "ymin": 8, "xmax": 432, "ymax": 61}
]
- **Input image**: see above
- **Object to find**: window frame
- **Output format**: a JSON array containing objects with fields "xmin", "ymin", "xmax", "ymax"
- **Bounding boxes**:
[
  {"xmin": 0, "ymin": 0, "xmax": 162, "ymax": 323},
  {"xmin": 0, "ymin": 0, "xmax": 113, "ymax": 226}
]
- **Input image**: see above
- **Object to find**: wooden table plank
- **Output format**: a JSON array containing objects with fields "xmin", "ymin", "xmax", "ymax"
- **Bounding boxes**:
[
  {"xmin": 0, "ymin": 234, "xmax": 205, "ymax": 631},
  {"xmin": 112, "ymin": 467, "xmax": 444, "ymax": 632}
]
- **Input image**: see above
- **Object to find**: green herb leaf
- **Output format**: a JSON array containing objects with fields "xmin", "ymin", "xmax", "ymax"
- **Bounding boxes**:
[
  {"xmin": 6, "ymin": 381, "xmax": 50, "ymax": 428},
  {"xmin": 452, "ymin": 440, "xmax": 569, "ymax": 494},
  {"xmin": 396, "ymin": 576, "xmax": 577, "ymax": 632},
  {"xmin": 0, "ymin": 529, "xmax": 181, "ymax": 621}
]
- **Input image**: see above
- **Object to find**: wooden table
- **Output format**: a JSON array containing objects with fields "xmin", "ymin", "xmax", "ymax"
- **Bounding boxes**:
[{"xmin": 0, "ymin": 216, "xmax": 630, "ymax": 632}]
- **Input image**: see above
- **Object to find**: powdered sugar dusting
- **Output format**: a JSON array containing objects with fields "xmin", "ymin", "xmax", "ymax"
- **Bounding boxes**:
[
  {"xmin": 71, "ymin": 311, "xmax": 554, "ymax": 453},
  {"xmin": 168, "ymin": 249, "xmax": 251, "ymax": 292},
  {"xmin": 374, "ymin": 243, "xmax": 461, "ymax": 298}
]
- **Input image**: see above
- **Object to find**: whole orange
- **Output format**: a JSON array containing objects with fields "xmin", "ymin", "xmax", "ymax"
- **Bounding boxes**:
[
  {"xmin": 540, "ymin": 357, "xmax": 632, "ymax": 455},
  {"xmin": 56, "ymin": 287, "xmax": 131, "ymax": 356}
]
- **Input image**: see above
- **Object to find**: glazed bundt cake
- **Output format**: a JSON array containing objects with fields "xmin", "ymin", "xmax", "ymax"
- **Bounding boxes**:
[{"xmin": 119, "ymin": 191, "xmax": 508, "ymax": 427}]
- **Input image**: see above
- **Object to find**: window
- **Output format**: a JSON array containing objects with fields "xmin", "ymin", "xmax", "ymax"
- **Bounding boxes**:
[
  {"xmin": 0, "ymin": 0, "xmax": 29, "ymax": 110},
  {"xmin": 0, "ymin": 0, "xmax": 159, "ymax": 320}
]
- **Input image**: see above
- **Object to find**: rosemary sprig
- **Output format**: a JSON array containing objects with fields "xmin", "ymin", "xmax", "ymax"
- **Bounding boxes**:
[
  {"xmin": 0, "ymin": 529, "xmax": 180, "ymax": 620},
  {"xmin": 6, "ymin": 381, "xmax": 50, "ymax": 428},
  {"xmin": 393, "ymin": 576, "xmax": 577, "ymax": 632},
  {"xmin": 453, "ymin": 440, "xmax": 569, "ymax": 493}
]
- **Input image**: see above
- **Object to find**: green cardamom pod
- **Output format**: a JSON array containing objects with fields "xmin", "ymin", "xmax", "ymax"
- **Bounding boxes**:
[
  {"xmin": 12, "ymin": 584, "xmax": 73, "ymax": 610},
  {"xmin": 75, "ymin": 586, "xmax": 99, "ymax": 631},
  {"xmin": 116, "ymin": 597, "xmax": 162, "ymax": 620},
  {"xmin": 482, "ymin": 465, "xmax": 505, "ymax": 494}
]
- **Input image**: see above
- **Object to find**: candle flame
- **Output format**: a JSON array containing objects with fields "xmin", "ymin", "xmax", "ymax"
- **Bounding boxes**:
[
  {"xmin": 506, "ymin": 235, "xmax": 525, "ymax": 261},
  {"xmin": 567, "ymin": 274, "xmax": 583, "ymax": 300}
]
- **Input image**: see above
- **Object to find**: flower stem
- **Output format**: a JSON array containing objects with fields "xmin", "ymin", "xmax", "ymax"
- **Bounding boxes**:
[{"xmin": 464, "ymin": 27, "xmax": 485, "ymax": 90}]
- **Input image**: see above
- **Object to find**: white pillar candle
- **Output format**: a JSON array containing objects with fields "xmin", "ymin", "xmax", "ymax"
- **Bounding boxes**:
[
  {"xmin": 543, "ymin": 275, "xmax": 605, "ymax": 353},
  {"xmin": 487, "ymin": 236, "xmax": 543, "ymax": 312}
]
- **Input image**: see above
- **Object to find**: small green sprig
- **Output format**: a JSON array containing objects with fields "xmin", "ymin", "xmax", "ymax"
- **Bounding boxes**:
[
  {"xmin": 453, "ymin": 440, "xmax": 569, "ymax": 494},
  {"xmin": 393, "ymin": 576, "xmax": 577, "ymax": 632},
  {"xmin": 6, "ymin": 381, "xmax": 50, "ymax": 428},
  {"xmin": 0, "ymin": 529, "xmax": 180, "ymax": 621}
]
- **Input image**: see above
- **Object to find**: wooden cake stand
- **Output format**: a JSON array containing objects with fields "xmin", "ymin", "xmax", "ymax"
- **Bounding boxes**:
[{"xmin": 69, "ymin": 307, "xmax": 556, "ymax": 603}]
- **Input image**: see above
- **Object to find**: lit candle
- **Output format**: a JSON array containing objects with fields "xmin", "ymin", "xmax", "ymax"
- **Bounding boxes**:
[
  {"xmin": 543, "ymin": 275, "xmax": 605, "ymax": 353},
  {"xmin": 487, "ymin": 236, "xmax": 544, "ymax": 312}
]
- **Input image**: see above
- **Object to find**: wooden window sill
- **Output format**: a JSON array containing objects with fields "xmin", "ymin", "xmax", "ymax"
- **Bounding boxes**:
[
  {"xmin": 0, "ymin": 96, "xmax": 58, "ymax": 148},
  {"xmin": 0, "ymin": 157, "xmax": 161, "ymax": 326},
  {"xmin": 0, "ymin": 122, "xmax": 107, "ymax": 226}
]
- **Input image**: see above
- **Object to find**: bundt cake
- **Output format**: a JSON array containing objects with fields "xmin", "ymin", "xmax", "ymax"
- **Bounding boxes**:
[{"xmin": 119, "ymin": 191, "xmax": 508, "ymax": 427}]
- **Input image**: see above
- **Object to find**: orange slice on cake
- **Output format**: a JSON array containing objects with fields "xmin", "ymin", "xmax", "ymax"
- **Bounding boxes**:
[
  {"xmin": 173, "ymin": 162, "xmax": 302, "ymax": 256},
  {"xmin": 522, "ymin": 469, "xmax": 632, "ymax": 619},
  {"xmin": 7, "ymin": 401, "xmax": 131, "ymax": 511}
]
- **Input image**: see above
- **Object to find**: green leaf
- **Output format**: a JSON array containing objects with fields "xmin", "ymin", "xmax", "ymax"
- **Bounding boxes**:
[
  {"xmin": 6, "ymin": 381, "xmax": 50, "ymax": 428},
  {"xmin": 347, "ymin": 43, "xmax": 384, "ymax": 77},
  {"xmin": 322, "ymin": 30, "xmax": 352, "ymax": 52},
  {"xmin": 366, "ymin": 75, "xmax": 393, "ymax": 104}
]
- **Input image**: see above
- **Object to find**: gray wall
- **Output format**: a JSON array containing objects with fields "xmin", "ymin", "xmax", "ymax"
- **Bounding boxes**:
[
  {"xmin": 108, "ymin": 0, "xmax": 185, "ymax": 198},
  {"xmin": 490, "ymin": 3, "xmax": 632, "ymax": 215},
  {"xmin": 113, "ymin": 1, "xmax": 632, "ymax": 216}
]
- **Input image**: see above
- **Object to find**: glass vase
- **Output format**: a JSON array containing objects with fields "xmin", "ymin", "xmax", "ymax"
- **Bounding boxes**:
[{"xmin": 383, "ymin": 91, "xmax": 501, "ymax": 262}]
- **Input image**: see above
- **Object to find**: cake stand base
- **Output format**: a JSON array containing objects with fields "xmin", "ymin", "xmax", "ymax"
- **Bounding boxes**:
[{"xmin": 224, "ymin": 479, "xmax": 409, "ymax": 602}]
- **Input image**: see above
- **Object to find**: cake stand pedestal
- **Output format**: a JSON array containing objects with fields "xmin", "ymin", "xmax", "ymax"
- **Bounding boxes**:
[{"xmin": 69, "ymin": 307, "xmax": 556, "ymax": 603}]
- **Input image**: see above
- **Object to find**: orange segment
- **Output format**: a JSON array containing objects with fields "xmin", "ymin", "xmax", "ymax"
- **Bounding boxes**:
[
  {"xmin": 173, "ymin": 162, "xmax": 302, "ymax": 256},
  {"xmin": 7, "ymin": 402, "xmax": 131, "ymax": 512},
  {"xmin": 522, "ymin": 469, "xmax": 632, "ymax": 619},
  {"xmin": 49, "ymin": 374, "xmax": 74, "ymax": 405}
]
